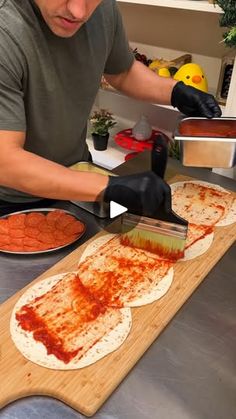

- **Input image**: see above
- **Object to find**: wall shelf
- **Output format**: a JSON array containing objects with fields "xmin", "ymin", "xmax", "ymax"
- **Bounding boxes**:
[{"xmin": 117, "ymin": 0, "xmax": 222, "ymax": 13}]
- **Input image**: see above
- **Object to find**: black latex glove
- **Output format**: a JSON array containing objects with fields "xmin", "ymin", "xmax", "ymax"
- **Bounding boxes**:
[
  {"xmin": 171, "ymin": 81, "xmax": 222, "ymax": 118},
  {"xmin": 104, "ymin": 171, "xmax": 171, "ymax": 218}
]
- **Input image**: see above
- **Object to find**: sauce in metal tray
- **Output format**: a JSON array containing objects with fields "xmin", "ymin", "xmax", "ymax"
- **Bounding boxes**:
[{"xmin": 179, "ymin": 119, "xmax": 236, "ymax": 138}]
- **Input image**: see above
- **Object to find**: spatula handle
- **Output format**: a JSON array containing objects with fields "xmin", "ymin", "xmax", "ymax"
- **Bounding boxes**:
[
  {"xmin": 152, "ymin": 133, "xmax": 188, "ymax": 226},
  {"xmin": 151, "ymin": 133, "xmax": 168, "ymax": 179}
]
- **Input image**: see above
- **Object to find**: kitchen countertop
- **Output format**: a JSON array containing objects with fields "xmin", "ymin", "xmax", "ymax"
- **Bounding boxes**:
[{"xmin": 0, "ymin": 152, "xmax": 236, "ymax": 419}]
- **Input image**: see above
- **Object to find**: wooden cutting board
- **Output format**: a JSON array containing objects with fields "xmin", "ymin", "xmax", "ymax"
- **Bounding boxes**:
[{"xmin": 1, "ymin": 175, "xmax": 236, "ymax": 417}]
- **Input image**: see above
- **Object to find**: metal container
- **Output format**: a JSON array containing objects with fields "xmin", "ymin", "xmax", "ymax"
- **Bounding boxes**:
[
  {"xmin": 174, "ymin": 117, "xmax": 236, "ymax": 168},
  {"xmin": 70, "ymin": 162, "xmax": 115, "ymax": 218}
]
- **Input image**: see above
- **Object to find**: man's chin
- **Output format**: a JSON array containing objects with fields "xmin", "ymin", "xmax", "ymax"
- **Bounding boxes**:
[
  {"xmin": 48, "ymin": 19, "xmax": 83, "ymax": 38},
  {"xmin": 52, "ymin": 29, "xmax": 79, "ymax": 38}
]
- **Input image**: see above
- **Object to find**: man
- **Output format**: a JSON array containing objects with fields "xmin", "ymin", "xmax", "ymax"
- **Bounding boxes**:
[{"xmin": 0, "ymin": 0, "xmax": 221, "ymax": 216}]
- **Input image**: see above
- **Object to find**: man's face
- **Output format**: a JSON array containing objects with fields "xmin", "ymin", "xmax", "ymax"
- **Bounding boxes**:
[{"xmin": 34, "ymin": 0, "xmax": 102, "ymax": 38}]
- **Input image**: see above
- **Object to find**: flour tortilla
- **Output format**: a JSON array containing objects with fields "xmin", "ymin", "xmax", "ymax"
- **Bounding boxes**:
[
  {"xmin": 79, "ymin": 234, "xmax": 116, "ymax": 262},
  {"xmin": 10, "ymin": 272, "xmax": 132, "ymax": 370},
  {"xmin": 171, "ymin": 180, "xmax": 236, "ymax": 226},
  {"xmin": 78, "ymin": 234, "xmax": 174, "ymax": 307},
  {"xmin": 182, "ymin": 224, "xmax": 214, "ymax": 261},
  {"xmin": 216, "ymin": 196, "xmax": 236, "ymax": 227}
]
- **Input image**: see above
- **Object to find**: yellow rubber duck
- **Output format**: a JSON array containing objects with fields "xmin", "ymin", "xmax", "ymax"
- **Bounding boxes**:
[{"xmin": 174, "ymin": 63, "xmax": 208, "ymax": 93}]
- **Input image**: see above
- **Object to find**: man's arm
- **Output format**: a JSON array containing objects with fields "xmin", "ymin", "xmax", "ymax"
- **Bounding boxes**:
[
  {"xmin": 104, "ymin": 60, "xmax": 177, "ymax": 105},
  {"xmin": 0, "ymin": 131, "xmax": 173, "ymax": 217},
  {"xmin": 104, "ymin": 60, "xmax": 221, "ymax": 118},
  {"xmin": 0, "ymin": 131, "xmax": 109, "ymax": 201}
]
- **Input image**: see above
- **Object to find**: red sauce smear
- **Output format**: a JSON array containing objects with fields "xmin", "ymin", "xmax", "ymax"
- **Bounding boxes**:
[
  {"xmin": 185, "ymin": 225, "xmax": 214, "ymax": 249},
  {"xmin": 179, "ymin": 120, "xmax": 236, "ymax": 138},
  {"xmin": 79, "ymin": 253, "xmax": 172, "ymax": 308},
  {"xmin": 16, "ymin": 277, "xmax": 107, "ymax": 364},
  {"xmin": 16, "ymin": 306, "xmax": 80, "ymax": 363}
]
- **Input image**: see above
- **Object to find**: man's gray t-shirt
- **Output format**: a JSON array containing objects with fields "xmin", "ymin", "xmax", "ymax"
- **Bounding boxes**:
[{"xmin": 0, "ymin": 0, "xmax": 134, "ymax": 202}]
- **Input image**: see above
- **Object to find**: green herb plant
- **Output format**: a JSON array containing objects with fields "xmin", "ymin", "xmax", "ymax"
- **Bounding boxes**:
[
  {"xmin": 214, "ymin": 1, "xmax": 236, "ymax": 48},
  {"xmin": 89, "ymin": 109, "xmax": 117, "ymax": 136}
]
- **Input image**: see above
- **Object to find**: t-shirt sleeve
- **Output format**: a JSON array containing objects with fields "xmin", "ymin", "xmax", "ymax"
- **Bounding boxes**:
[
  {"xmin": 104, "ymin": 2, "xmax": 134, "ymax": 75},
  {"xmin": 0, "ymin": 28, "xmax": 26, "ymax": 131}
]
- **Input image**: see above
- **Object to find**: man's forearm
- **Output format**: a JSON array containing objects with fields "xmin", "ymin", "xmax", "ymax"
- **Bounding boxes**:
[
  {"xmin": 0, "ymin": 148, "xmax": 109, "ymax": 201},
  {"xmin": 104, "ymin": 60, "xmax": 177, "ymax": 105}
]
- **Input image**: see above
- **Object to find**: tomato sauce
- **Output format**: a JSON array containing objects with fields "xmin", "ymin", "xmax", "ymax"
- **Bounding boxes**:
[
  {"xmin": 179, "ymin": 120, "xmax": 236, "ymax": 138},
  {"xmin": 78, "ymin": 249, "xmax": 172, "ymax": 308},
  {"xmin": 16, "ymin": 274, "xmax": 109, "ymax": 363},
  {"xmin": 185, "ymin": 224, "xmax": 214, "ymax": 249}
]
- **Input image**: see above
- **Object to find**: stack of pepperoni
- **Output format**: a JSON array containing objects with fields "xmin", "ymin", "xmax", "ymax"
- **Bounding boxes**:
[{"xmin": 0, "ymin": 209, "xmax": 85, "ymax": 253}]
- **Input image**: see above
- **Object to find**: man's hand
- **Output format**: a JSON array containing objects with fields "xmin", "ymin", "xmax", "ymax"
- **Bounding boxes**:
[
  {"xmin": 104, "ymin": 171, "xmax": 171, "ymax": 218},
  {"xmin": 171, "ymin": 81, "xmax": 222, "ymax": 118}
]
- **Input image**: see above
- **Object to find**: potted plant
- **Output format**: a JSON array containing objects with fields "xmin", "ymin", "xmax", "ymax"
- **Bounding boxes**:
[
  {"xmin": 89, "ymin": 108, "xmax": 117, "ymax": 151},
  {"xmin": 214, "ymin": 1, "xmax": 236, "ymax": 48}
]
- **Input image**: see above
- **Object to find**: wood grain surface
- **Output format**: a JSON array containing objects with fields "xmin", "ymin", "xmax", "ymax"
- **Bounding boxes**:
[{"xmin": 1, "ymin": 175, "xmax": 236, "ymax": 417}]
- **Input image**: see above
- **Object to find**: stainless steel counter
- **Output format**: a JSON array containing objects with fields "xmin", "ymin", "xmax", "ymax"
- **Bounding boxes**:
[{"xmin": 0, "ymin": 153, "xmax": 236, "ymax": 419}]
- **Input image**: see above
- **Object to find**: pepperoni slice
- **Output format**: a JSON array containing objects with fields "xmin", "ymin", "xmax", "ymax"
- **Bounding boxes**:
[
  {"xmin": 38, "ymin": 220, "xmax": 54, "ymax": 233},
  {"xmin": 9, "ymin": 228, "xmax": 25, "ymax": 238},
  {"xmin": 25, "ymin": 212, "xmax": 45, "ymax": 227},
  {"xmin": 24, "ymin": 227, "xmax": 39, "ymax": 239},
  {"xmin": 8, "ymin": 213, "xmax": 26, "ymax": 229},
  {"xmin": 55, "ymin": 238, "xmax": 72, "ymax": 247},
  {"xmin": 5, "ymin": 244, "xmax": 24, "ymax": 252},
  {"xmin": 53, "ymin": 230, "xmax": 75, "ymax": 246},
  {"xmin": 23, "ymin": 247, "xmax": 41, "ymax": 252},
  {"xmin": 11, "ymin": 238, "xmax": 24, "ymax": 247},
  {"xmin": 24, "ymin": 242, "xmax": 50, "ymax": 252},
  {"xmin": 0, "ymin": 235, "xmax": 10, "ymax": 245},
  {"xmin": 23, "ymin": 246, "xmax": 39, "ymax": 252},
  {"xmin": 0, "ymin": 244, "xmax": 11, "ymax": 250},
  {"xmin": 38, "ymin": 232, "xmax": 55, "ymax": 244},
  {"xmin": 64, "ymin": 220, "xmax": 84, "ymax": 236},
  {"xmin": 23, "ymin": 237, "xmax": 41, "ymax": 248},
  {"xmin": 46, "ymin": 210, "xmax": 65, "ymax": 227},
  {"xmin": 53, "ymin": 230, "xmax": 68, "ymax": 241},
  {"xmin": 0, "ymin": 219, "xmax": 9, "ymax": 235},
  {"xmin": 55, "ymin": 214, "xmax": 76, "ymax": 230}
]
